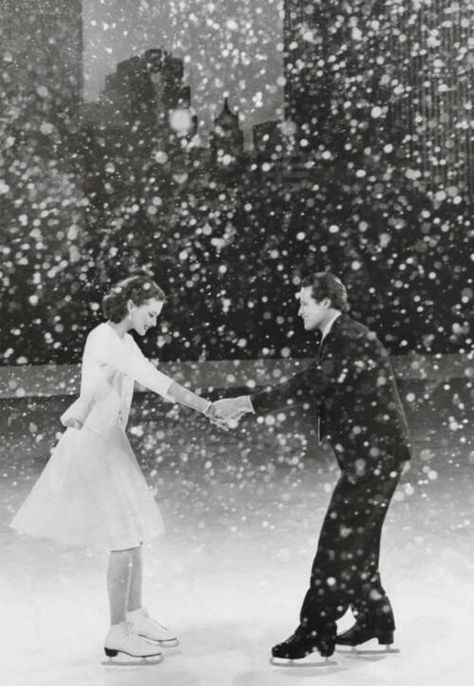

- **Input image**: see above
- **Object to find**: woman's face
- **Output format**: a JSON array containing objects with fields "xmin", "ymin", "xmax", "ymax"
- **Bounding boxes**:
[{"xmin": 128, "ymin": 297, "xmax": 164, "ymax": 336}]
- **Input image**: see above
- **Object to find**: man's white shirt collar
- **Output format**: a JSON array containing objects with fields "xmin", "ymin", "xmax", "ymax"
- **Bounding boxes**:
[{"xmin": 321, "ymin": 312, "xmax": 341, "ymax": 342}]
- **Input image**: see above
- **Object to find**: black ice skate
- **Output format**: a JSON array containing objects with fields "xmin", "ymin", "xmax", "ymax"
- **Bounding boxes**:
[
  {"xmin": 336, "ymin": 623, "xmax": 399, "ymax": 655},
  {"xmin": 270, "ymin": 625, "xmax": 336, "ymax": 665}
]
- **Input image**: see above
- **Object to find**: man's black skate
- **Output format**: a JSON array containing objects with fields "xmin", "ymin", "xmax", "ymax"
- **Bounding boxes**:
[
  {"xmin": 336, "ymin": 622, "xmax": 394, "ymax": 647},
  {"xmin": 271, "ymin": 625, "xmax": 335, "ymax": 661}
]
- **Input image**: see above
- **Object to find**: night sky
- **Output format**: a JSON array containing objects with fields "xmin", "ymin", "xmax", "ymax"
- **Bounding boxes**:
[{"xmin": 83, "ymin": 0, "xmax": 284, "ymax": 140}]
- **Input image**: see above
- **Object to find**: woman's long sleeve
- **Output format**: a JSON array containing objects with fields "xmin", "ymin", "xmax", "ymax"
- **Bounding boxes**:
[
  {"xmin": 60, "ymin": 326, "xmax": 174, "ymax": 430},
  {"xmin": 128, "ymin": 342, "xmax": 174, "ymax": 398},
  {"xmin": 91, "ymin": 328, "xmax": 174, "ymax": 398}
]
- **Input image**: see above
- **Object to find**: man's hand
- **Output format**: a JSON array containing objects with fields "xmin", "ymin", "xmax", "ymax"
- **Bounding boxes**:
[
  {"xmin": 207, "ymin": 396, "xmax": 254, "ymax": 427},
  {"xmin": 203, "ymin": 406, "xmax": 230, "ymax": 431}
]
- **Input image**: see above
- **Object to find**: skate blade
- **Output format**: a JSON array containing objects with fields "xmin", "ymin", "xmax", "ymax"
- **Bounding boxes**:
[
  {"xmin": 101, "ymin": 653, "xmax": 164, "ymax": 666},
  {"xmin": 154, "ymin": 637, "xmax": 180, "ymax": 648},
  {"xmin": 270, "ymin": 655, "xmax": 337, "ymax": 667},
  {"xmin": 338, "ymin": 645, "xmax": 400, "ymax": 657},
  {"xmin": 137, "ymin": 634, "xmax": 180, "ymax": 648}
]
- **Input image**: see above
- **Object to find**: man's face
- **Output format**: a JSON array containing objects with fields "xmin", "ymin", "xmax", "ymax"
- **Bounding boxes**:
[{"xmin": 297, "ymin": 286, "xmax": 329, "ymax": 331}]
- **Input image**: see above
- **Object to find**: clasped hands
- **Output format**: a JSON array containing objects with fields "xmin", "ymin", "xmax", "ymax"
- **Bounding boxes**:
[{"xmin": 205, "ymin": 395, "xmax": 253, "ymax": 430}]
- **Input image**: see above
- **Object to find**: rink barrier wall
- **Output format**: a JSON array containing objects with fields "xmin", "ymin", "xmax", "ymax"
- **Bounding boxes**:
[{"xmin": 0, "ymin": 354, "xmax": 471, "ymax": 399}]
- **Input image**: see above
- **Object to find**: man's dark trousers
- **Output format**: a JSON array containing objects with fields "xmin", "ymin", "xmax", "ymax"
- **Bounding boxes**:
[{"xmin": 300, "ymin": 453, "xmax": 403, "ymax": 636}]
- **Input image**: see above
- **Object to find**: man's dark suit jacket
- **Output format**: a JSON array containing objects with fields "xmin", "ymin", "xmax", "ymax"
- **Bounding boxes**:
[{"xmin": 251, "ymin": 314, "xmax": 411, "ymax": 472}]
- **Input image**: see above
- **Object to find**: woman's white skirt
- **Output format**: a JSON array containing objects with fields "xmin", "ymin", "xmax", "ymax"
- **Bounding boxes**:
[{"xmin": 10, "ymin": 424, "xmax": 164, "ymax": 550}]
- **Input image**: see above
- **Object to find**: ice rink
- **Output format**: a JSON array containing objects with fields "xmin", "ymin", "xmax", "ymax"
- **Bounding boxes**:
[{"xmin": 1, "ymin": 379, "xmax": 473, "ymax": 686}]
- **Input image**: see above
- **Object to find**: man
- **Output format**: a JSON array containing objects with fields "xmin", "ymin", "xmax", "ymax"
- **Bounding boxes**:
[{"xmin": 211, "ymin": 272, "xmax": 411, "ymax": 660}]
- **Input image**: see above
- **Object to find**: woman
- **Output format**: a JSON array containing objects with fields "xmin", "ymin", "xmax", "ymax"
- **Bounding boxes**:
[{"xmin": 11, "ymin": 274, "xmax": 218, "ymax": 660}]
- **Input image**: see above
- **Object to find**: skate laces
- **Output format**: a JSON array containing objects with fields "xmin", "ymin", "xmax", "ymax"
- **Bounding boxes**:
[{"xmin": 141, "ymin": 609, "xmax": 168, "ymax": 630}]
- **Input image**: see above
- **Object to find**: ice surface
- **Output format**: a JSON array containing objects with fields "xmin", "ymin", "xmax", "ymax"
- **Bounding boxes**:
[{"xmin": 1, "ymin": 390, "xmax": 473, "ymax": 686}]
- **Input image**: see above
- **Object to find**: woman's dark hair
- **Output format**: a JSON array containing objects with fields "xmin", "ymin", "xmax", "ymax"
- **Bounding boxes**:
[
  {"xmin": 301, "ymin": 272, "xmax": 349, "ymax": 312},
  {"xmin": 102, "ymin": 274, "xmax": 167, "ymax": 322}
]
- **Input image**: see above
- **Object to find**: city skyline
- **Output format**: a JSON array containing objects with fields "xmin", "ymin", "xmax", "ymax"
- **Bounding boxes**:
[{"xmin": 83, "ymin": 0, "xmax": 284, "ymax": 140}]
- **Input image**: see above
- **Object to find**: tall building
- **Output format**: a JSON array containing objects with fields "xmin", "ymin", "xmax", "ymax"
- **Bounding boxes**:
[
  {"xmin": 0, "ymin": 0, "xmax": 85, "ymax": 365},
  {"xmin": 81, "ymin": 48, "xmax": 198, "ymax": 208},
  {"xmin": 251, "ymin": 120, "xmax": 286, "ymax": 185},
  {"xmin": 253, "ymin": 121, "xmax": 284, "ymax": 160},
  {"xmin": 282, "ymin": 0, "xmax": 347, "ymax": 146},
  {"xmin": 282, "ymin": 0, "xmax": 474, "ymax": 197},
  {"xmin": 210, "ymin": 98, "xmax": 244, "ymax": 175},
  {"xmin": 0, "ymin": 0, "xmax": 83, "ymax": 130},
  {"xmin": 383, "ymin": 0, "xmax": 473, "ymax": 197},
  {"xmin": 97, "ymin": 49, "xmax": 193, "ymax": 141}
]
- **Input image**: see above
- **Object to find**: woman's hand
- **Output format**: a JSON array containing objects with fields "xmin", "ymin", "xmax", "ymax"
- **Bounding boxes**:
[
  {"xmin": 205, "ymin": 397, "xmax": 254, "ymax": 430},
  {"xmin": 203, "ymin": 405, "xmax": 231, "ymax": 431},
  {"xmin": 208, "ymin": 397, "xmax": 253, "ymax": 424}
]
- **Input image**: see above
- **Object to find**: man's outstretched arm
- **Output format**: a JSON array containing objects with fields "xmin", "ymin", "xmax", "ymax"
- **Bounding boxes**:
[
  {"xmin": 209, "ymin": 361, "xmax": 332, "ymax": 422},
  {"xmin": 249, "ymin": 361, "xmax": 328, "ymax": 415}
]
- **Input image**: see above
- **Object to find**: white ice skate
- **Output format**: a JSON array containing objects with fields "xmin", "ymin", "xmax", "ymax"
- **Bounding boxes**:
[
  {"xmin": 104, "ymin": 621, "xmax": 164, "ymax": 661},
  {"xmin": 127, "ymin": 607, "xmax": 179, "ymax": 647}
]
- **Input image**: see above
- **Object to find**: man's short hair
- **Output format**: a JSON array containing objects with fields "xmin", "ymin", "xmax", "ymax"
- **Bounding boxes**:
[{"xmin": 301, "ymin": 272, "xmax": 349, "ymax": 312}]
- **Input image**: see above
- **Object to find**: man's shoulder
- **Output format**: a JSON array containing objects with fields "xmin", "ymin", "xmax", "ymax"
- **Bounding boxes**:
[
  {"xmin": 333, "ymin": 315, "xmax": 369, "ymax": 339},
  {"xmin": 332, "ymin": 316, "xmax": 385, "ymax": 350}
]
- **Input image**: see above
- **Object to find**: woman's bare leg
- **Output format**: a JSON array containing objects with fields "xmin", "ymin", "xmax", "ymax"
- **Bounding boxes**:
[
  {"xmin": 104, "ymin": 546, "xmax": 163, "ymax": 658},
  {"xmin": 107, "ymin": 547, "xmax": 136, "ymax": 625},
  {"xmin": 123, "ymin": 545, "xmax": 179, "ymax": 645},
  {"xmin": 127, "ymin": 544, "xmax": 143, "ymax": 613}
]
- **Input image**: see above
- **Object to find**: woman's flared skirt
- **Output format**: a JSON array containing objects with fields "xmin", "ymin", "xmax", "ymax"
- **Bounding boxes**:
[{"xmin": 10, "ymin": 424, "xmax": 164, "ymax": 550}]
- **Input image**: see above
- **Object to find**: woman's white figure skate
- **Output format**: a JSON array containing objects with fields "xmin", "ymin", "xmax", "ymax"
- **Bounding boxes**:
[
  {"xmin": 127, "ymin": 607, "xmax": 179, "ymax": 647},
  {"xmin": 104, "ymin": 621, "xmax": 163, "ymax": 662}
]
